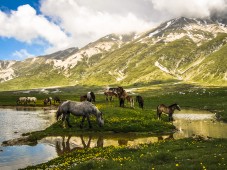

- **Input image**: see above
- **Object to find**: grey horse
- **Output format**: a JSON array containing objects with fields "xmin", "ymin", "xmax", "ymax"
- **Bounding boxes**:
[{"xmin": 56, "ymin": 101, "xmax": 104, "ymax": 128}]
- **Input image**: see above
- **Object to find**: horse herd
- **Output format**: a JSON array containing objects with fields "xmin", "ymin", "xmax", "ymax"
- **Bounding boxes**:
[
  {"xmin": 16, "ymin": 96, "xmax": 61, "ymax": 106},
  {"xmin": 16, "ymin": 86, "xmax": 181, "ymax": 129}
]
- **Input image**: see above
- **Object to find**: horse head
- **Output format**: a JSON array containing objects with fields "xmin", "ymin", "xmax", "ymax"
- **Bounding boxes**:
[
  {"xmin": 174, "ymin": 104, "xmax": 181, "ymax": 111},
  {"xmin": 96, "ymin": 110, "xmax": 104, "ymax": 127}
]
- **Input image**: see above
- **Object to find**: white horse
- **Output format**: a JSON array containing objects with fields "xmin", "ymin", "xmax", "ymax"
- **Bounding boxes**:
[
  {"xmin": 17, "ymin": 97, "xmax": 27, "ymax": 105},
  {"xmin": 26, "ymin": 97, "xmax": 37, "ymax": 105},
  {"xmin": 56, "ymin": 101, "xmax": 104, "ymax": 128}
]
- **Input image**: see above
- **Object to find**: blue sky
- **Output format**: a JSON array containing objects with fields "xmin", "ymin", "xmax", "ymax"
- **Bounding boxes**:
[
  {"xmin": 0, "ymin": 0, "xmax": 42, "ymax": 60},
  {"xmin": 0, "ymin": 0, "xmax": 226, "ymax": 61}
]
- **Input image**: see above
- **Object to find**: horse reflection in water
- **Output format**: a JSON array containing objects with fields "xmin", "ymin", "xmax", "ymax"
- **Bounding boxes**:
[
  {"xmin": 55, "ymin": 135, "xmax": 104, "ymax": 156},
  {"xmin": 157, "ymin": 134, "xmax": 174, "ymax": 141}
]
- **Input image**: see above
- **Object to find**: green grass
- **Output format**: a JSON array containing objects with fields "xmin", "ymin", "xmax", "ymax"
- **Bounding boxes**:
[
  {"xmin": 0, "ymin": 83, "xmax": 227, "ymax": 170},
  {"xmin": 23, "ymin": 138, "xmax": 227, "ymax": 170}
]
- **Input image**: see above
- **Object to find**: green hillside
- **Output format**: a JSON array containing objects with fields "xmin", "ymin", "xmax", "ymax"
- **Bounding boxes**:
[{"xmin": 0, "ymin": 18, "xmax": 227, "ymax": 91}]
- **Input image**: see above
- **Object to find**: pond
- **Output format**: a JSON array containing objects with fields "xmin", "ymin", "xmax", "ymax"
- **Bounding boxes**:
[
  {"xmin": 0, "ymin": 108, "xmax": 56, "ymax": 170},
  {"xmin": 0, "ymin": 108, "xmax": 227, "ymax": 170}
]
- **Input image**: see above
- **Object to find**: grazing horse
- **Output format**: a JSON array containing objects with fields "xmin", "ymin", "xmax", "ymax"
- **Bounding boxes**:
[
  {"xmin": 87, "ymin": 92, "xmax": 96, "ymax": 102},
  {"xmin": 116, "ymin": 86, "xmax": 134, "ymax": 108},
  {"xmin": 126, "ymin": 96, "xmax": 135, "ymax": 108},
  {"xmin": 80, "ymin": 95, "xmax": 87, "ymax": 102},
  {"xmin": 104, "ymin": 91, "xmax": 118, "ymax": 101},
  {"xmin": 26, "ymin": 97, "xmax": 37, "ymax": 106},
  {"xmin": 116, "ymin": 86, "xmax": 127, "ymax": 107},
  {"xmin": 157, "ymin": 103, "xmax": 181, "ymax": 121},
  {"xmin": 136, "ymin": 95, "xmax": 144, "ymax": 109},
  {"xmin": 17, "ymin": 97, "xmax": 27, "ymax": 105},
  {"xmin": 44, "ymin": 97, "xmax": 52, "ymax": 105},
  {"xmin": 108, "ymin": 87, "xmax": 118, "ymax": 93},
  {"xmin": 53, "ymin": 96, "xmax": 61, "ymax": 104},
  {"xmin": 56, "ymin": 101, "xmax": 104, "ymax": 128}
]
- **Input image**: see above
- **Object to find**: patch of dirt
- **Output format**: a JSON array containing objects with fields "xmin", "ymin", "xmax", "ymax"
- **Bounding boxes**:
[{"xmin": 1, "ymin": 137, "xmax": 37, "ymax": 146}]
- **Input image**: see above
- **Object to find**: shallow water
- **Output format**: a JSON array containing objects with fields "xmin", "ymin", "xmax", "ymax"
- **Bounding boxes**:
[
  {"xmin": 0, "ymin": 108, "xmax": 227, "ymax": 170},
  {"xmin": 0, "ymin": 108, "xmax": 56, "ymax": 143},
  {"xmin": 0, "ymin": 108, "xmax": 56, "ymax": 170},
  {"xmin": 173, "ymin": 109, "xmax": 227, "ymax": 139}
]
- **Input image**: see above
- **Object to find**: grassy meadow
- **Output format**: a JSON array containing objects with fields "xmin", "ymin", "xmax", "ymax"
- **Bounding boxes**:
[{"xmin": 0, "ymin": 82, "xmax": 227, "ymax": 169}]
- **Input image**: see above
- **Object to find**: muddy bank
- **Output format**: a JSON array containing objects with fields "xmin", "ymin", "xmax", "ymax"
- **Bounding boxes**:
[{"xmin": 2, "ymin": 137, "xmax": 37, "ymax": 146}]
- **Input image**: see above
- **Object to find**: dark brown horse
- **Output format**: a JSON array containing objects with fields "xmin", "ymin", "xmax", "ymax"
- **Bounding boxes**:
[
  {"xmin": 80, "ymin": 95, "xmax": 87, "ymax": 102},
  {"xmin": 43, "ymin": 97, "xmax": 52, "ymax": 105},
  {"xmin": 136, "ymin": 95, "xmax": 144, "ymax": 109},
  {"xmin": 53, "ymin": 96, "xmax": 61, "ymax": 104},
  {"xmin": 157, "ymin": 103, "xmax": 181, "ymax": 121},
  {"xmin": 116, "ymin": 87, "xmax": 127, "ymax": 107}
]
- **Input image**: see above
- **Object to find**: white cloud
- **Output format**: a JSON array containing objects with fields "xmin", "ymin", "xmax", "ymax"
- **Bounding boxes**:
[
  {"xmin": 0, "ymin": 4, "xmax": 73, "ymax": 54},
  {"xmin": 40, "ymin": 0, "xmax": 154, "ymax": 47},
  {"xmin": 150, "ymin": 0, "xmax": 227, "ymax": 18},
  {"xmin": 1, "ymin": 0, "xmax": 227, "ymax": 59},
  {"xmin": 12, "ymin": 49, "xmax": 34, "ymax": 60}
]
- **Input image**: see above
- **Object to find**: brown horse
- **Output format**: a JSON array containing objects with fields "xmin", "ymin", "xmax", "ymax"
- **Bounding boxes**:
[
  {"xmin": 80, "ymin": 95, "xmax": 87, "ymax": 102},
  {"xmin": 104, "ymin": 91, "xmax": 118, "ymax": 101},
  {"xmin": 44, "ymin": 97, "xmax": 52, "ymax": 105},
  {"xmin": 126, "ymin": 96, "xmax": 135, "ymax": 108},
  {"xmin": 53, "ymin": 96, "xmax": 61, "ymax": 104},
  {"xmin": 116, "ymin": 86, "xmax": 127, "ymax": 107},
  {"xmin": 157, "ymin": 103, "xmax": 181, "ymax": 121},
  {"xmin": 136, "ymin": 95, "xmax": 144, "ymax": 109},
  {"xmin": 116, "ymin": 87, "xmax": 134, "ymax": 108}
]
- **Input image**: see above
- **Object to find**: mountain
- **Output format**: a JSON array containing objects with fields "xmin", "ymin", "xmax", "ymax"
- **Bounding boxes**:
[{"xmin": 0, "ymin": 17, "xmax": 227, "ymax": 91}]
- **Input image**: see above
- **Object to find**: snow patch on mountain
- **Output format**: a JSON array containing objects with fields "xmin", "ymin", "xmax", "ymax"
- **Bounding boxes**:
[
  {"xmin": 140, "ymin": 18, "xmax": 227, "ymax": 45},
  {"xmin": 155, "ymin": 61, "xmax": 183, "ymax": 80},
  {"xmin": 0, "ymin": 61, "xmax": 16, "ymax": 82},
  {"xmin": 108, "ymin": 69, "xmax": 126, "ymax": 82},
  {"xmin": 46, "ymin": 41, "xmax": 116, "ymax": 70},
  {"xmin": 149, "ymin": 21, "xmax": 173, "ymax": 38},
  {"xmin": 155, "ymin": 61, "xmax": 171, "ymax": 74}
]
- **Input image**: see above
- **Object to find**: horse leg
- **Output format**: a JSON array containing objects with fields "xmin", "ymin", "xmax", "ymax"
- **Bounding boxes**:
[
  {"xmin": 141, "ymin": 102, "xmax": 144, "ymax": 109},
  {"xmin": 120, "ymin": 98, "xmax": 124, "ymax": 107},
  {"xmin": 157, "ymin": 111, "xmax": 161, "ymax": 120},
  {"xmin": 169, "ymin": 113, "xmax": 173, "ymax": 122},
  {"xmin": 132, "ymin": 99, "xmax": 135, "ymax": 108},
  {"xmin": 87, "ymin": 116, "xmax": 92, "ymax": 129},
  {"xmin": 65, "ymin": 113, "xmax": 72, "ymax": 128},
  {"xmin": 80, "ymin": 116, "xmax": 86, "ymax": 129}
]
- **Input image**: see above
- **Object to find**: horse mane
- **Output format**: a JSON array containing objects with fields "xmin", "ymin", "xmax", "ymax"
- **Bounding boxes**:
[{"xmin": 169, "ymin": 103, "xmax": 178, "ymax": 107}]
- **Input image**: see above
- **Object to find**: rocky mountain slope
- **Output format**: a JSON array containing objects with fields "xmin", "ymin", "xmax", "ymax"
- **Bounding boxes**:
[{"xmin": 0, "ymin": 17, "xmax": 226, "ymax": 90}]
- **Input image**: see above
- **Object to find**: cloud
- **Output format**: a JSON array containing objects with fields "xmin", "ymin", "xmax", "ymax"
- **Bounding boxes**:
[
  {"xmin": 12, "ymin": 49, "xmax": 34, "ymax": 60},
  {"xmin": 149, "ymin": 0, "xmax": 227, "ymax": 19},
  {"xmin": 0, "ymin": 4, "xmax": 73, "ymax": 54},
  {"xmin": 1, "ymin": 0, "xmax": 227, "ymax": 59},
  {"xmin": 40, "ymin": 0, "xmax": 154, "ymax": 48}
]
